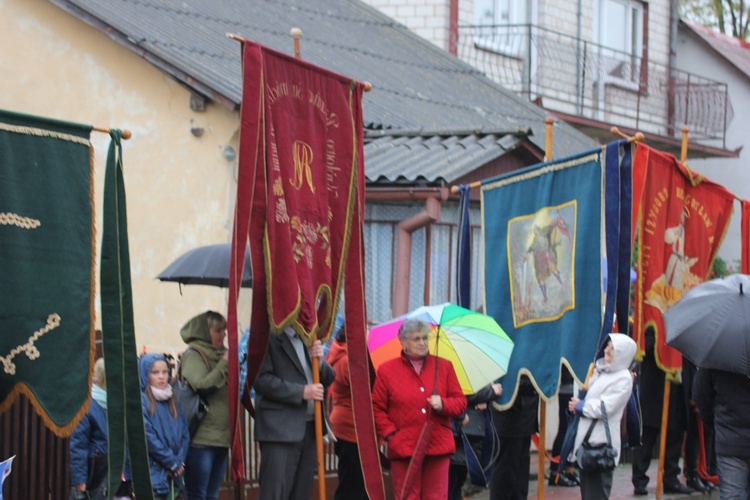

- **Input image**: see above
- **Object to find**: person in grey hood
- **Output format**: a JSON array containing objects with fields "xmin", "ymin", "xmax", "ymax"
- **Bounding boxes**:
[
  {"xmin": 179, "ymin": 311, "xmax": 229, "ymax": 500},
  {"xmin": 569, "ymin": 333, "xmax": 637, "ymax": 499}
]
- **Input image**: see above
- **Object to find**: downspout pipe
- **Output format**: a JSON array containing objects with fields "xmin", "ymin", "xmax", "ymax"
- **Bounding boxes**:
[
  {"xmin": 449, "ymin": 0, "xmax": 459, "ymax": 55},
  {"xmin": 393, "ymin": 197, "xmax": 441, "ymax": 317}
]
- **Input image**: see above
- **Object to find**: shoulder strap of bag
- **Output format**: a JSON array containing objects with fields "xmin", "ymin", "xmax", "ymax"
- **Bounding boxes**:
[
  {"xmin": 178, "ymin": 347, "xmax": 211, "ymax": 381},
  {"xmin": 582, "ymin": 401, "xmax": 613, "ymax": 446}
]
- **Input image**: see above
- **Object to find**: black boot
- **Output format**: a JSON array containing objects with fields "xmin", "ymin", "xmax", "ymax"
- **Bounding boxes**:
[{"xmin": 686, "ymin": 472, "xmax": 708, "ymax": 493}]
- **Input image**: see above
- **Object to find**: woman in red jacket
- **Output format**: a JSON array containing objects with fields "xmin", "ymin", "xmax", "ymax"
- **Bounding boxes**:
[{"xmin": 372, "ymin": 318, "xmax": 467, "ymax": 499}]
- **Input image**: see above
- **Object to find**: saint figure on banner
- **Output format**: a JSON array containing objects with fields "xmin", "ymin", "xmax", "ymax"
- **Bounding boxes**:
[
  {"xmin": 508, "ymin": 204, "xmax": 575, "ymax": 327},
  {"xmin": 645, "ymin": 207, "xmax": 701, "ymax": 312}
]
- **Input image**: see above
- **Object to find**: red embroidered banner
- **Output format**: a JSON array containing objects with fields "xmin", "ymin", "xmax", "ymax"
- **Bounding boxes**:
[
  {"xmin": 231, "ymin": 40, "xmax": 385, "ymax": 498},
  {"xmin": 633, "ymin": 145, "xmax": 734, "ymax": 377},
  {"xmin": 251, "ymin": 44, "xmax": 357, "ymax": 340}
]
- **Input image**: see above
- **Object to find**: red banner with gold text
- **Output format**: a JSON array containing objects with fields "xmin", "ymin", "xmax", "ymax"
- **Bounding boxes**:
[
  {"xmin": 633, "ymin": 145, "xmax": 734, "ymax": 378},
  {"xmin": 232, "ymin": 40, "xmax": 385, "ymax": 498},
  {"xmin": 249, "ymin": 43, "xmax": 359, "ymax": 341}
]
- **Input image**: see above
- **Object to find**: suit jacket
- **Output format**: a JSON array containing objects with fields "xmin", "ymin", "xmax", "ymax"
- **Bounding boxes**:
[{"xmin": 253, "ymin": 332, "xmax": 335, "ymax": 443}]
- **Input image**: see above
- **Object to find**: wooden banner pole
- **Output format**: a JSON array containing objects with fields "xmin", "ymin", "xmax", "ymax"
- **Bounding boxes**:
[
  {"xmin": 544, "ymin": 116, "xmax": 554, "ymax": 161},
  {"xmin": 92, "ymin": 126, "xmax": 132, "ymax": 139},
  {"xmin": 681, "ymin": 126, "xmax": 689, "ymax": 163},
  {"xmin": 535, "ymin": 116, "xmax": 556, "ymax": 500},
  {"xmin": 656, "ymin": 380, "xmax": 671, "ymax": 499},
  {"xmin": 288, "ymin": 27, "xmax": 327, "ymax": 500}
]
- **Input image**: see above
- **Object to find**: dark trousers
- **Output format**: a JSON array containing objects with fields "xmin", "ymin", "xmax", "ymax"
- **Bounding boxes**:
[
  {"xmin": 551, "ymin": 391, "xmax": 573, "ymax": 472},
  {"xmin": 448, "ymin": 463, "xmax": 468, "ymax": 500},
  {"xmin": 259, "ymin": 421, "xmax": 317, "ymax": 500},
  {"xmin": 631, "ymin": 425, "xmax": 682, "ymax": 489},
  {"xmin": 489, "ymin": 436, "xmax": 530, "ymax": 500},
  {"xmin": 333, "ymin": 439, "xmax": 368, "ymax": 500},
  {"xmin": 684, "ymin": 406, "xmax": 700, "ymax": 475},
  {"xmin": 580, "ymin": 469, "xmax": 613, "ymax": 499}
]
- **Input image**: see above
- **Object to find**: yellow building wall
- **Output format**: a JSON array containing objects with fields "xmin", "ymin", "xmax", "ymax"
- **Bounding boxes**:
[{"xmin": 0, "ymin": 0, "xmax": 251, "ymax": 354}]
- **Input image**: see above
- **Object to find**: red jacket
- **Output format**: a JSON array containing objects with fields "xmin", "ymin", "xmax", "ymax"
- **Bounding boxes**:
[
  {"xmin": 327, "ymin": 340, "xmax": 357, "ymax": 443},
  {"xmin": 372, "ymin": 353, "xmax": 466, "ymax": 460}
]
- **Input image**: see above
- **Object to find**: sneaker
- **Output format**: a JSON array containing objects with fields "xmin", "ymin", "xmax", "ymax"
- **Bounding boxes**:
[{"xmin": 633, "ymin": 486, "xmax": 648, "ymax": 496}]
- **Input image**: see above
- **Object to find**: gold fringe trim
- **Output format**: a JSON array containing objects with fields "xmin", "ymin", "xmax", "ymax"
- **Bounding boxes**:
[
  {"xmin": 0, "ymin": 381, "xmax": 92, "ymax": 438},
  {"xmin": 481, "ymin": 151, "xmax": 601, "ymax": 191},
  {"xmin": 0, "ymin": 121, "xmax": 90, "ymax": 146},
  {"xmin": 88, "ymin": 142, "xmax": 97, "ymax": 425}
]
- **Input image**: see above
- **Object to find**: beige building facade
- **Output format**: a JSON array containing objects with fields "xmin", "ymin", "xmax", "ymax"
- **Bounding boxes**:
[{"xmin": 1, "ymin": 0, "xmax": 251, "ymax": 354}]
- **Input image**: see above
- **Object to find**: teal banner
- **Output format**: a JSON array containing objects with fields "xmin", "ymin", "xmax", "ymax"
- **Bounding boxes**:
[
  {"xmin": 481, "ymin": 148, "xmax": 604, "ymax": 407},
  {"xmin": 0, "ymin": 109, "xmax": 94, "ymax": 435}
]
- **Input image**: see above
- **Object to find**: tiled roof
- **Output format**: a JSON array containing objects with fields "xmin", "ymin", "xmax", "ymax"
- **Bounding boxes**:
[
  {"xmin": 364, "ymin": 132, "xmax": 523, "ymax": 184},
  {"xmin": 50, "ymin": 0, "xmax": 595, "ymax": 181},
  {"xmin": 682, "ymin": 20, "xmax": 750, "ymax": 82}
]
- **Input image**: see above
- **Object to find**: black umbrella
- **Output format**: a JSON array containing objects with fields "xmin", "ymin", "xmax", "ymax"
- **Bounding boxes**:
[
  {"xmin": 666, "ymin": 273, "xmax": 750, "ymax": 375},
  {"xmin": 156, "ymin": 243, "xmax": 252, "ymax": 288}
]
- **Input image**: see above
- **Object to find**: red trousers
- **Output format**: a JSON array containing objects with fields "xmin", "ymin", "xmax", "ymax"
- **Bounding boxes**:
[{"xmin": 390, "ymin": 454, "xmax": 449, "ymax": 500}]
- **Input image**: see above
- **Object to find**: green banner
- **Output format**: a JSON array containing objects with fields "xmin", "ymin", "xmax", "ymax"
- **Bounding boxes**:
[
  {"xmin": 101, "ymin": 130, "xmax": 154, "ymax": 500},
  {"xmin": 0, "ymin": 109, "xmax": 94, "ymax": 436}
]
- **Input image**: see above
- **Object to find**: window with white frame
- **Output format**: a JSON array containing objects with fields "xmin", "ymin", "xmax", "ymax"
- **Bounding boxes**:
[
  {"xmin": 475, "ymin": 0, "xmax": 528, "ymax": 25},
  {"xmin": 596, "ymin": 0, "xmax": 644, "ymax": 87},
  {"xmin": 474, "ymin": 0, "xmax": 530, "ymax": 56}
]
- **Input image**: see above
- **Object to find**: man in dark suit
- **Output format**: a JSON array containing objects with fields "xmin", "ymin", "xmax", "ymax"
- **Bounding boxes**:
[
  {"xmin": 631, "ymin": 327, "xmax": 692, "ymax": 495},
  {"xmin": 253, "ymin": 327, "xmax": 336, "ymax": 500}
]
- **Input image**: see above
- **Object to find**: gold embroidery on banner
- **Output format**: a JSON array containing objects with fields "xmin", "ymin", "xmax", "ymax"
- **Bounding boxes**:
[
  {"xmin": 1, "ymin": 314, "xmax": 61, "ymax": 375},
  {"xmin": 289, "ymin": 215, "xmax": 332, "ymax": 269},
  {"xmin": 0, "ymin": 212, "xmax": 41, "ymax": 229},
  {"xmin": 290, "ymin": 140, "xmax": 315, "ymax": 193}
]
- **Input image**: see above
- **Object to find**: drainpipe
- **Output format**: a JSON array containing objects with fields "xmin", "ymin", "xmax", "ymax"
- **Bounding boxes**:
[
  {"xmin": 449, "ymin": 0, "xmax": 459, "ymax": 55},
  {"xmin": 668, "ymin": 0, "xmax": 678, "ymax": 135},
  {"xmin": 576, "ymin": 0, "xmax": 583, "ymax": 114},
  {"xmin": 393, "ymin": 197, "xmax": 441, "ymax": 317}
]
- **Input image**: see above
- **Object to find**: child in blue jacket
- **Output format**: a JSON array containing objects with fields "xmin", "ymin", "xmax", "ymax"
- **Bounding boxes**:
[{"xmin": 139, "ymin": 353, "xmax": 190, "ymax": 499}]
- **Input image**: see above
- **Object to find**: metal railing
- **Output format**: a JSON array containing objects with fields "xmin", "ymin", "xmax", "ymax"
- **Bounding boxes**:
[{"xmin": 457, "ymin": 24, "xmax": 732, "ymax": 145}]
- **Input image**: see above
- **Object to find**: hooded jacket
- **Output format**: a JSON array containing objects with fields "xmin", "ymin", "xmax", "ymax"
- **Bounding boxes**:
[
  {"xmin": 179, "ymin": 311, "xmax": 229, "ymax": 447},
  {"xmin": 69, "ymin": 396, "xmax": 109, "ymax": 486},
  {"xmin": 139, "ymin": 353, "xmax": 190, "ymax": 495},
  {"xmin": 572, "ymin": 333, "xmax": 636, "ymax": 467}
]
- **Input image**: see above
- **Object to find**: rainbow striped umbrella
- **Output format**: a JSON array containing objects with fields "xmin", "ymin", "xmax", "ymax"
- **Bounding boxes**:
[{"xmin": 367, "ymin": 303, "xmax": 514, "ymax": 395}]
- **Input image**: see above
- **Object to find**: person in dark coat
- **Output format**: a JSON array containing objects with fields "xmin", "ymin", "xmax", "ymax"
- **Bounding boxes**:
[
  {"xmin": 693, "ymin": 367, "xmax": 750, "ymax": 499},
  {"xmin": 448, "ymin": 382, "xmax": 502, "ymax": 500},
  {"xmin": 488, "ymin": 375, "xmax": 539, "ymax": 500},
  {"xmin": 681, "ymin": 358, "xmax": 713, "ymax": 492},
  {"xmin": 548, "ymin": 366, "xmax": 579, "ymax": 487},
  {"xmin": 69, "ymin": 358, "xmax": 132, "ymax": 500},
  {"xmin": 253, "ymin": 327, "xmax": 335, "ymax": 500},
  {"xmin": 631, "ymin": 327, "xmax": 692, "ymax": 495}
]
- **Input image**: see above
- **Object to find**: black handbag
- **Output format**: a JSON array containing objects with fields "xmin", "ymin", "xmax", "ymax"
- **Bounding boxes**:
[
  {"xmin": 173, "ymin": 347, "xmax": 211, "ymax": 437},
  {"xmin": 576, "ymin": 401, "xmax": 618, "ymax": 472}
]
